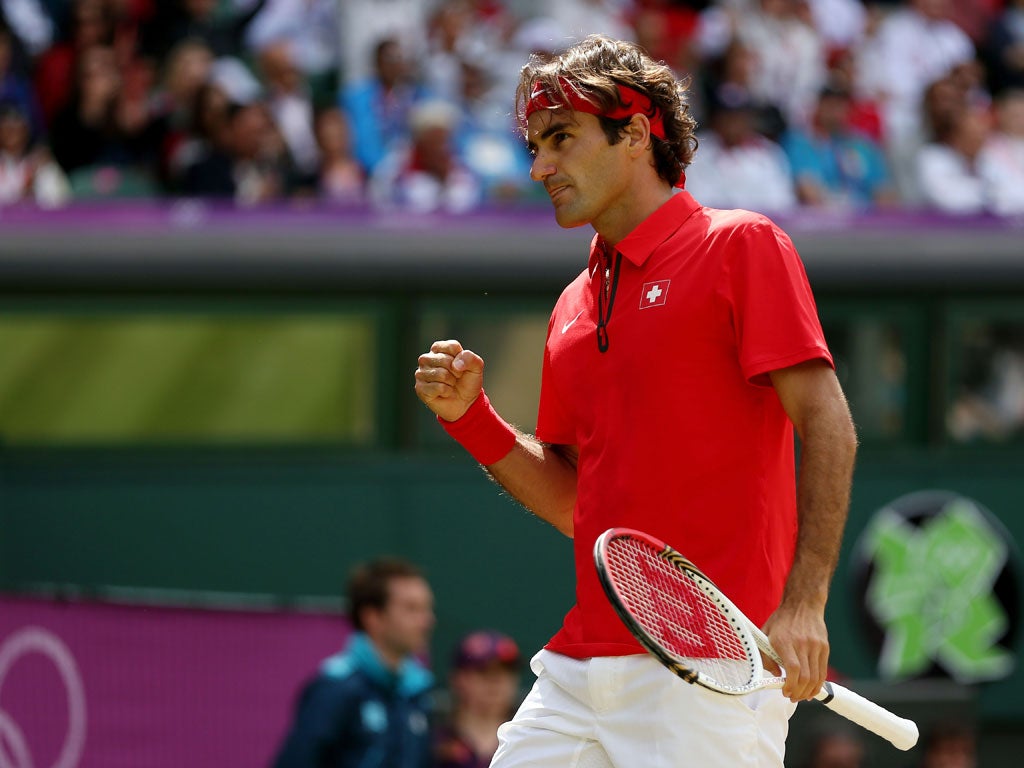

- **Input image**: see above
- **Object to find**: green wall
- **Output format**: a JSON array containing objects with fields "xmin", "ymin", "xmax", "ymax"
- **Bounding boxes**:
[{"xmin": 3, "ymin": 445, "xmax": 1020, "ymax": 720}]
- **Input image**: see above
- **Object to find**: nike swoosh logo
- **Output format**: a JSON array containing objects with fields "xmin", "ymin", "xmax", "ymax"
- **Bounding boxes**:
[{"xmin": 562, "ymin": 310, "xmax": 585, "ymax": 334}]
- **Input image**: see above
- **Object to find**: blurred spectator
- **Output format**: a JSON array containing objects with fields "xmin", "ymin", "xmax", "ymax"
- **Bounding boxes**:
[
  {"xmin": 915, "ymin": 104, "xmax": 991, "ymax": 215},
  {"xmin": 370, "ymin": 98, "xmax": 482, "ymax": 213},
  {"xmin": 312, "ymin": 105, "xmax": 364, "ymax": 204},
  {"xmin": 947, "ymin": 0, "xmax": 1002, "ymax": 46},
  {"xmin": 947, "ymin": 59, "xmax": 994, "ymax": 115},
  {"xmin": 33, "ymin": 0, "xmax": 132, "ymax": 124},
  {"xmin": 782, "ymin": 82, "xmax": 895, "ymax": 210},
  {"xmin": 140, "ymin": 0, "xmax": 266, "ymax": 62},
  {"xmin": 181, "ymin": 98, "xmax": 295, "ymax": 204},
  {"xmin": 433, "ymin": 630, "xmax": 522, "ymax": 768},
  {"xmin": 0, "ymin": 97, "xmax": 69, "ymax": 205},
  {"xmin": 824, "ymin": 45, "xmax": 883, "ymax": 143},
  {"xmin": 489, "ymin": 16, "xmax": 570, "ymax": 101},
  {"xmin": 801, "ymin": 727, "xmax": 865, "ymax": 768},
  {"xmin": 422, "ymin": 0, "xmax": 511, "ymax": 104},
  {"xmin": 948, "ymin": 322, "xmax": 1024, "ymax": 442},
  {"xmin": 701, "ymin": 37, "xmax": 786, "ymax": 140},
  {"xmin": 551, "ymin": 0, "xmax": 634, "ymax": 46},
  {"xmin": 632, "ymin": 0, "xmax": 699, "ymax": 77},
  {"xmin": 0, "ymin": 0, "xmax": 1013, "ymax": 210},
  {"xmin": 342, "ymin": 36, "xmax": 432, "ymax": 175},
  {"xmin": 802, "ymin": 728, "xmax": 864, "ymax": 768},
  {"xmin": 208, "ymin": 52, "xmax": 263, "ymax": 105},
  {"xmin": 0, "ymin": 21, "xmax": 43, "ymax": 134},
  {"xmin": 243, "ymin": 0, "xmax": 340, "ymax": 105},
  {"xmin": 0, "ymin": 0, "xmax": 54, "ymax": 57},
  {"xmin": 981, "ymin": 0, "xmax": 1024, "ymax": 95},
  {"xmin": 257, "ymin": 39, "xmax": 318, "ymax": 181},
  {"xmin": 856, "ymin": 0, "xmax": 976, "ymax": 200},
  {"xmin": 147, "ymin": 37, "xmax": 214, "ymax": 188},
  {"xmin": 166, "ymin": 78, "xmax": 230, "ymax": 190},
  {"xmin": 740, "ymin": 0, "xmax": 826, "ymax": 129},
  {"xmin": 805, "ymin": 0, "xmax": 867, "ymax": 52},
  {"xmin": 338, "ymin": 0, "xmax": 430, "ymax": 87},
  {"xmin": 916, "ymin": 721, "xmax": 978, "ymax": 768},
  {"xmin": 423, "ymin": 0, "xmax": 476, "ymax": 105},
  {"xmin": 684, "ymin": 84, "xmax": 797, "ymax": 214},
  {"xmin": 922, "ymin": 72, "xmax": 969, "ymax": 141},
  {"xmin": 979, "ymin": 88, "xmax": 1024, "ymax": 215},
  {"xmin": 272, "ymin": 557, "xmax": 435, "ymax": 768},
  {"xmin": 449, "ymin": 56, "xmax": 531, "ymax": 201},
  {"xmin": 48, "ymin": 44, "xmax": 145, "ymax": 174},
  {"xmin": 423, "ymin": 3, "xmax": 461, "ymax": 102}
]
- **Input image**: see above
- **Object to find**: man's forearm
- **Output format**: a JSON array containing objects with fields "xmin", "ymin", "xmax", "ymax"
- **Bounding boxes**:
[
  {"xmin": 484, "ymin": 435, "xmax": 578, "ymax": 537},
  {"xmin": 784, "ymin": 403, "xmax": 858, "ymax": 608}
]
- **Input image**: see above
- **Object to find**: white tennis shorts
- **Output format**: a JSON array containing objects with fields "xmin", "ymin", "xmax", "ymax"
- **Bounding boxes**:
[{"xmin": 490, "ymin": 649, "xmax": 797, "ymax": 768}]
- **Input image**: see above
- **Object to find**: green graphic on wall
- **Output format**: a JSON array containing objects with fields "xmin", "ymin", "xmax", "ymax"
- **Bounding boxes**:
[{"xmin": 857, "ymin": 491, "xmax": 1019, "ymax": 683}]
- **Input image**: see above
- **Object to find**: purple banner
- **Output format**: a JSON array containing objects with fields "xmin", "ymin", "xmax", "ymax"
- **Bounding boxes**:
[{"xmin": 0, "ymin": 595, "xmax": 349, "ymax": 768}]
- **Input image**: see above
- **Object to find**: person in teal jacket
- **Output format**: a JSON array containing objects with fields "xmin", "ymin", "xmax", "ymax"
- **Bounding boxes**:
[
  {"xmin": 272, "ymin": 558, "xmax": 436, "ymax": 768},
  {"xmin": 782, "ymin": 83, "xmax": 897, "ymax": 210}
]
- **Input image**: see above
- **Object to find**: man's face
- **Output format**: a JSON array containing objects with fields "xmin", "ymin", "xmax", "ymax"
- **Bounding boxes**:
[
  {"xmin": 526, "ymin": 108, "xmax": 632, "ymax": 231},
  {"xmin": 0, "ymin": 111, "xmax": 29, "ymax": 155},
  {"xmin": 816, "ymin": 94, "xmax": 850, "ymax": 134},
  {"xmin": 231, "ymin": 104, "xmax": 273, "ymax": 161},
  {"xmin": 372, "ymin": 576, "xmax": 436, "ymax": 660}
]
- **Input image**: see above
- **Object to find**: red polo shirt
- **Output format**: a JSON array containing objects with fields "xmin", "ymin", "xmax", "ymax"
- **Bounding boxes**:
[{"xmin": 536, "ymin": 191, "xmax": 833, "ymax": 659}]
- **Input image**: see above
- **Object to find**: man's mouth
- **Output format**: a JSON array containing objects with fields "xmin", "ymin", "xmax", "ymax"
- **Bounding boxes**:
[{"xmin": 547, "ymin": 184, "xmax": 570, "ymax": 202}]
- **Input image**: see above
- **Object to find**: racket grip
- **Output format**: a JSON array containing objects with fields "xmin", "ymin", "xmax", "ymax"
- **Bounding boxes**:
[{"xmin": 815, "ymin": 682, "xmax": 919, "ymax": 751}]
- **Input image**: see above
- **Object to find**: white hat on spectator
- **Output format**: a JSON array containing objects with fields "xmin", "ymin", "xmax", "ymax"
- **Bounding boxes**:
[
  {"xmin": 209, "ymin": 57, "xmax": 264, "ymax": 106},
  {"xmin": 409, "ymin": 100, "xmax": 461, "ymax": 136}
]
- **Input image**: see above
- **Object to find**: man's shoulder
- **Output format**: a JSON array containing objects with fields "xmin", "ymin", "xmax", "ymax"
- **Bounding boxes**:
[
  {"xmin": 700, "ymin": 204, "xmax": 776, "ymax": 234},
  {"xmin": 315, "ymin": 650, "xmax": 368, "ymax": 690}
]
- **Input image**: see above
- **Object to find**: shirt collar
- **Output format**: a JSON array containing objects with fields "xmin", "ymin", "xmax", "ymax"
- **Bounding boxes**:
[{"xmin": 588, "ymin": 190, "xmax": 702, "ymax": 272}]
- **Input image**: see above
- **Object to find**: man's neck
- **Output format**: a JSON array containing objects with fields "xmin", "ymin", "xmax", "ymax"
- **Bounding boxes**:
[
  {"xmin": 370, "ymin": 640, "xmax": 404, "ymax": 671},
  {"xmin": 594, "ymin": 182, "xmax": 674, "ymax": 246}
]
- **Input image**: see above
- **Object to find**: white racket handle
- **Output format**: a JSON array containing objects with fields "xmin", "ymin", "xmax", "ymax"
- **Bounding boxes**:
[{"xmin": 815, "ymin": 681, "xmax": 919, "ymax": 751}]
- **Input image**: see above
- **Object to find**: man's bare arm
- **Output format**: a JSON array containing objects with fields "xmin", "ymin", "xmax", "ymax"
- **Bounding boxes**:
[
  {"xmin": 765, "ymin": 359, "xmax": 858, "ymax": 702},
  {"xmin": 414, "ymin": 339, "xmax": 578, "ymax": 536},
  {"xmin": 485, "ymin": 439, "xmax": 578, "ymax": 537}
]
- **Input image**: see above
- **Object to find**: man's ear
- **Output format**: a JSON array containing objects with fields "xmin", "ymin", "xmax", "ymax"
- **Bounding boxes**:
[
  {"xmin": 625, "ymin": 113, "xmax": 653, "ymax": 154},
  {"xmin": 359, "ymin": 606, "xmax": 381, "ymax": 635}
]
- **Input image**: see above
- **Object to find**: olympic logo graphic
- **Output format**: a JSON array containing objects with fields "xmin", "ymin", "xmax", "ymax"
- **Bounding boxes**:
[{"xmin": 0, "ymin": 627, "xmax": 86, "ymax": 768}]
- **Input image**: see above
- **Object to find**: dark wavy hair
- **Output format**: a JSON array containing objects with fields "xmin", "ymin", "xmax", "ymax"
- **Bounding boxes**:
[
  {"xmin": 515, "ymin": 35, "xmax": 698, "ymax": 187},
  {"xmin": 347, "ymin": 557, "xmax": 425, "ymax": 632}
]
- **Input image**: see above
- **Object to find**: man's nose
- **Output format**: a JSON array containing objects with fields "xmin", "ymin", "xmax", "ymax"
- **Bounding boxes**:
[{"xmin": 530, "ymin": 153, "xmax": 555, "ymax": 182}]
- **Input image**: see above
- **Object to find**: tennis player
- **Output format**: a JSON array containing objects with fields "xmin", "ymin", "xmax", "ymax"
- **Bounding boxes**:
[{"xmin": 414, "ymin": 34, "xmax": 858, "ymax": 768}]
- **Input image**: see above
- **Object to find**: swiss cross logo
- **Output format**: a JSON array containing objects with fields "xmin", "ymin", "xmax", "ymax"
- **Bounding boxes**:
[{"xmin": 640, "ymin": 280, "xmax": 671, "ymax": 309}]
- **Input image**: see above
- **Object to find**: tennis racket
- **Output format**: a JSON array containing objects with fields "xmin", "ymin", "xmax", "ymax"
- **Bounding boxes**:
[{"xmin": 594, "ymin": 527, "xmax": 919, "ymax": 751}]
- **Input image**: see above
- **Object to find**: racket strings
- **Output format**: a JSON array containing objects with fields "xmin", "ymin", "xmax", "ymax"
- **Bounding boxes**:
[{"xmin": 606, "ymin": 538, "xmax": 757, "ymax": 690}]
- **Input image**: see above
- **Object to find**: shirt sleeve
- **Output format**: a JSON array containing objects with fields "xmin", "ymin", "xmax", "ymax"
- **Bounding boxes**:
[{"xmin": 722, "ymin": 216, "xmax": 833, "ymax": 386}]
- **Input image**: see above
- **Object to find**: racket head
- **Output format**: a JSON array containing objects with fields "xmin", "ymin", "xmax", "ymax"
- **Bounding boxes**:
[{"xmin": 594, "ymin": 527, "xmax": 765, "ymax": 694}]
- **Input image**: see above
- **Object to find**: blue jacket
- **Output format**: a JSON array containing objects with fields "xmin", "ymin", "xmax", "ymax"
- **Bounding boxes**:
[{"xmin": 272, "ymin": 634, "xmax": 434, "ymax": 768}]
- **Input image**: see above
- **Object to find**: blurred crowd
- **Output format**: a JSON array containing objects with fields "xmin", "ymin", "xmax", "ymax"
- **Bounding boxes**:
[{"xmin": 0, "ymin": 0, "xmax": 1022, "ymax": 215}]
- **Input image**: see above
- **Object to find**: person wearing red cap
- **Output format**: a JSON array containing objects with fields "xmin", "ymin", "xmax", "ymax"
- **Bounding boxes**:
[
  {"xmin": 414, "ymin": 34, "xmax": 857, "ymax": 768},
  {"xmin": 432, "ymin": 631, "xmax": 522, "ymax": 768}
]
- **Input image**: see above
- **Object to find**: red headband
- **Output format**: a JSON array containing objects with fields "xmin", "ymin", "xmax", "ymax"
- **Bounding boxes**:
[{"xmin": 524, "ymin": 79, "xmax": 667, "ymax": 139}]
